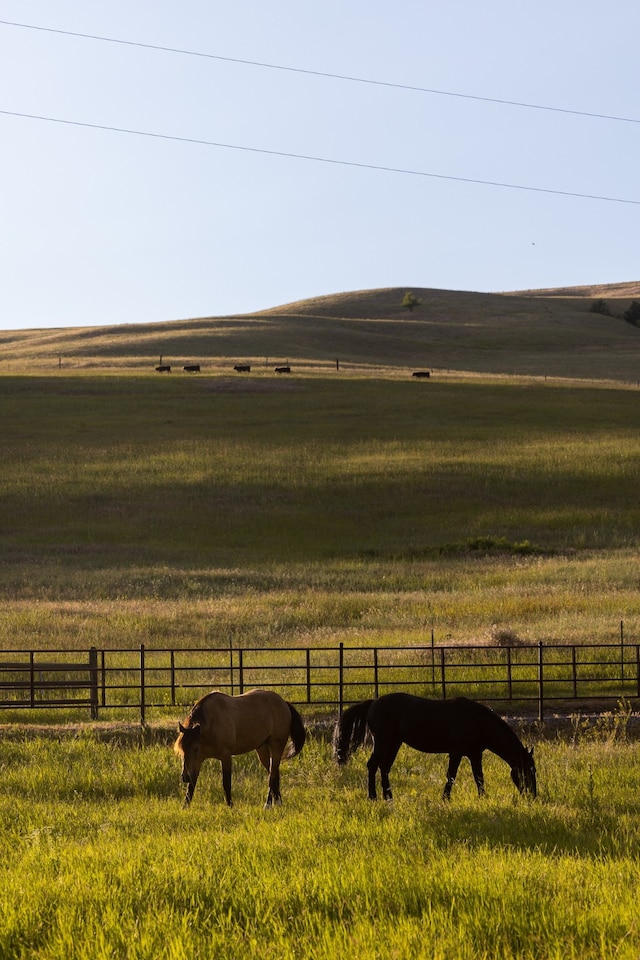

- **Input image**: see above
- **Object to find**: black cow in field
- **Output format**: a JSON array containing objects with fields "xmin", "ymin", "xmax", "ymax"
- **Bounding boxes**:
[
  {"xmin": 156, "ymin": 365, "xmax": 171, "ymax": 373},
  {"xmin": 412, "ymin": 371, "xmax": 430, "ymax": 378},
  {"xmin": 184, "ymin": 364, "xmax": 201, "ymax": 373},
  {"xmin": 275, "ymin": 366, "xmax": 291, "ymax": 374},
  {"xmin": 233, "ymin": 364, "xmax": 251, "ymax": 372}
]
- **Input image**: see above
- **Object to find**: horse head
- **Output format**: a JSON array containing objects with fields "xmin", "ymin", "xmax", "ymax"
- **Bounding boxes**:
[
  {"xmin": 510, "ymin": 747, "xmax": 536, "ymax": 797},
  {"xmin": 174, "ymin": 721, "xmax": 204, "ymax": 800}
]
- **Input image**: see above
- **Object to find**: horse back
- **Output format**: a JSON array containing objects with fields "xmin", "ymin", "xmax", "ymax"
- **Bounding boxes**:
[
  {"xmin": 197, "ymin": 689, "xmax": 294, "ymax": 757},
  {"xmin": 369, "ymin": 694, "xmax": 498, "ymax": 755}
]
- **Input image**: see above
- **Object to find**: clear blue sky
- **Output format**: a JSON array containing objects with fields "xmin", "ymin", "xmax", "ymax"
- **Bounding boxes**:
[{"xmin": 1, "ymin": 1, "xmax": 639, "ymax": 330}]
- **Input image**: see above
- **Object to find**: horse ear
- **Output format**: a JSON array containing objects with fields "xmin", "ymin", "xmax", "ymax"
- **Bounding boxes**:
[{"xmin": 178, "ymin": 722, "xmax": 187, "ymax": 734}]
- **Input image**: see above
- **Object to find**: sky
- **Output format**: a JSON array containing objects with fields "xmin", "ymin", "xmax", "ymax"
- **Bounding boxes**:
[{"xmin": 1, "ymin": 1, "xmax": 639, "ymax": 330}]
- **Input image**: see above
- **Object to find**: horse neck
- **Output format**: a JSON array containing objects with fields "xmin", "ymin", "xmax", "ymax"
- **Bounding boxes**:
[{"xmin": 486, "ymin": 717, "xmax": 526, "ymax": 768}]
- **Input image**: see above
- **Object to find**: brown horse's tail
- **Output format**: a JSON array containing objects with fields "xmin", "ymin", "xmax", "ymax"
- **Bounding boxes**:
[
  {"xmin": 284, "ymin": 702, "xmax": 306, "ymax": 759},
  {"xmin": 332, "ymin": 700, "xmax": 373, "ymax": 765}
]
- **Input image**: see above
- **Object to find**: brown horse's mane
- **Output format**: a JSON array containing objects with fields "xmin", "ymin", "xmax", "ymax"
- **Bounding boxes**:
[{"xmin": 186, "ymin": 690, "xmax": 220, "ymax": 726}]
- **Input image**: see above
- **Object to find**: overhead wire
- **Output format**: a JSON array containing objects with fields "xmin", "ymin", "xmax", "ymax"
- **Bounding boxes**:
[
  {"xmin": 1, "ymin": 18, "xmax": 638, "ymax": 126},
  {"xmin": 2, "ymin": 107, "xmax": 638, "ymax": 206},
  {"xmin": 1, "ymin": 20, "xmax": 638, "ymax": 206}
]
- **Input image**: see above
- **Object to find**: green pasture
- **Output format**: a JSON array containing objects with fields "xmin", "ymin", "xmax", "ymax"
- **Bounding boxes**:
[
  {"xmin": 1, "ymin": 371, "xmax": 640, "ymax": 654},
  {"xmin": 1, "ymin": 369, "xmax": 640, "ymax": 958},
  {"xmin": 0, "ymin": 732, "xmax": 639, "ymax": 959}
]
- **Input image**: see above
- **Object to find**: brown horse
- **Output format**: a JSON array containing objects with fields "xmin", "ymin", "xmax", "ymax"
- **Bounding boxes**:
[{"xmin": 174, "ymin": 689, "xmax": 306, "ymax": 807}]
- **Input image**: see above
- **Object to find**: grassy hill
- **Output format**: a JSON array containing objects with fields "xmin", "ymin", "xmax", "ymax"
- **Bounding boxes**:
[{"xmin": 2, "ymin": 282, "xmax": 640, "ymax": 380}]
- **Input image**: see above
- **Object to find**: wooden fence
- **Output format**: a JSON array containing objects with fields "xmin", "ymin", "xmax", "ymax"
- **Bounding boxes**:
[{"xmin": 0, "ymin": 641, "xmax": 638, "ymax": 723}]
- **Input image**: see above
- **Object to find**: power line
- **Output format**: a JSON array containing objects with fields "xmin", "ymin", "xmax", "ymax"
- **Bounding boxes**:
[
  {"xmin": 2, "ymin": 107, "xmax": 639, "ymax": 206},
  {"xmin": 1, "ymin": 18, "xmax": 639, "ymax": 127}
]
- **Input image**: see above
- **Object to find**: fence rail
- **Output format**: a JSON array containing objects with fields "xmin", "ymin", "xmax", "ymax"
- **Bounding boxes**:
[{"xmin": 0, "ymin": 641, "xmax": 638, "ymax": 723}]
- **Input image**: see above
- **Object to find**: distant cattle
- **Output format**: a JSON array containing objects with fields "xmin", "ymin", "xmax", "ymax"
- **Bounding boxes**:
[
  {"xmin": 184, "ymin": 364, "xmax": 201, "ymax": 373},
  {"xmin": 412, "ymin": 371, "xmax": 430, "ymax": 378},
  {"xmin": 155, "ymin": 365, "xmax": 171, "ymax": 373},
  {"xmin": 274, "ymin": 366, "xmax": 291, "ymax": 374},
  {"xmin": 233, "ymin": 364, "xmax": 251, "ymax": 373}
]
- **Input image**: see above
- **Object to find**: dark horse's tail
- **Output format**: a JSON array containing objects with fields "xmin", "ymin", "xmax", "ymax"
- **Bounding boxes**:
[
  {"xmin": 284, "ymin": 702, "xmax": 306, "ymax": 759},
  {"xmin": 332, "ymin": 700, "xmax": 373, "ymax": 765}
]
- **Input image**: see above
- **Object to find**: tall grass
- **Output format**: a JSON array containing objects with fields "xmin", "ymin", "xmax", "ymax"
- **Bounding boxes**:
[{"xmin": 0, "ymin": 735, "xmax": 638, "ymax": 958}]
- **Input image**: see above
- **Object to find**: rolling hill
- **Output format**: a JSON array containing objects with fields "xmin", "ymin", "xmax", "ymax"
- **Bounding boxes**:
[{"xmin": 2, "ymin": 282, "xmax": 640, "ymax": 381}]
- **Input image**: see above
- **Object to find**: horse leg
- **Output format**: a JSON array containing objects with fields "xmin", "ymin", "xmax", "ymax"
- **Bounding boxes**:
[
  {"xmin": 379, "ymin": 741, "xmax": 401, "ymax": 801},
  {"xmin": 268, "ymin": 753, "xmax": 283, "ymax": 808},
  {"xmin": 443, "ymin": 752, "xmax": 462, "ymax": 800},
  {"xmin": 257, "ymin": 743, "xmax": 284, "ymax": 808},
  {"xmin": 469, "ymin": 751, "xmax": 486, "ymax": 797},
  {"xmin": 220, "ymin": 754, "xmax": 233, "ymax": 806},
  {"xmin": 256, "ymin": 744, "xmax": 272, "ymax": 805},
  {"xmin": 183, "ymin": 769, "xmax": 199, "ymax": 807},
  {"xmin": 366, "ymin": 749, "xmax": 380, "ymax": 800}
]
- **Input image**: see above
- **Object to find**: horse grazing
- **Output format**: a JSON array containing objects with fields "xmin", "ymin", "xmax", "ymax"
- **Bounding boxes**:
[
  {"xmin": 333, "ymin": 693, "xmax": 536, "ymax": 801},
  {"xmin": 174, "ymin": 689, "xmax": 306, "ymax": 808}
]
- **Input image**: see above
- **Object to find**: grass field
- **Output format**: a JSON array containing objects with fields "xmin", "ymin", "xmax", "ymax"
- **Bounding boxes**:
[
  {"xmin": 1, "ymin": 731, "xmax": 639, "ymax": 959},
  {"xmin": 1, "ymin": 371, "xmax": 640, "ymax": 653},
  {"xmin": 1, "ymin": 364, "xmax": 640, "ymax": 957}
]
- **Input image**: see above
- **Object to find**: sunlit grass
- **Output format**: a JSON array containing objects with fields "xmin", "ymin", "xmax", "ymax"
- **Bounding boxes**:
[
  {"xmin": 0, "ymin": 735, "xmax": 639, "ymax": 958},
  {"xmin": 1, "ymin": 373, "xmax": 640, "ymax": 658},
  {"xmin": 1, "ymin": 550, "xmax": 638, "ymax": 650}
]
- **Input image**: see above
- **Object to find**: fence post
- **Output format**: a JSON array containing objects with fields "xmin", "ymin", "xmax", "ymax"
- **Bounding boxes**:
[
  {"xmin": 506, "ymin": 646, "xmax": 512, "ymax": 701},
  {"xmin": 430, "ymin": 629, "xmax": 436, "ymax": 693},
  {"xmin": 571, "ymin": 646, "xmax": 577, "ymax": 699},
  {"xmin": 373, "ymin": 647, "xmax": 379, "ymax": 699},
  {"xmin": 636, "ymin": 644, "xmax": 640, "ymax": 699},
  {"xmin": 339, "ymin": 643, "xmax": 344, "ymax": 715},
  {"xmin": 29, "ymin": 651, "xmax": 35, "ymax": 708},
  {"xmin": 89, "ymin": 647, "xmax": 99, "ymax": 720},
  {"xmin": 170, "ymin": 650, "xmax": 176, "ymax": 706},
  {"xmin": 101, "ymin": 650, "xmax": 106, "ymax": 708},
  {"xmin": 140, "ymin": 643, "xmax": 146, "ymax": 726},
  {"xmin": 538, "ymin": 641, "xmax": 544, "ymax": 723},
  {"xmin": 229, "ymin": 641, "xmax": 234, "ymax": 695},
  {"xmin": 440, "ymin": 648, "xmax": 446, "ymax": 699},
  {"xmin": 238, "ymin": 649, "xmax": 244, "ymax": 695},
  {"xmin": 306, "ymin": 648, "xmax": 311, "ymax": 704}
]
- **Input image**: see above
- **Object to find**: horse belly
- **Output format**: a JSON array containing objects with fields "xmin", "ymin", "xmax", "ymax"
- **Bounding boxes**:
[
  {"xmin": 403, "ymin": 730, "xmax": 451, "ymax": 755},
  {"xmin": 231, "ymin": 697, "xmax": 289, "ymax": 754}
]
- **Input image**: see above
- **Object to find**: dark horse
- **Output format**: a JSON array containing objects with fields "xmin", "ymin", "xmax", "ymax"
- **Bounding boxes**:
[
  {"xmin": 333, "ymin": 693, "xmax": 536, "ymax": 800},
  {"xmin": 174, "ymin": 689, "xmax": 306, "ymax": 807}
]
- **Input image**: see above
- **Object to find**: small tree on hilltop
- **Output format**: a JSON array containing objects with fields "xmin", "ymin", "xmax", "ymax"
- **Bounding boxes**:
[
  {"xmin": 589, "ymin": 298, "xmax": 611, "ymax": 316},
  {"xmin": 622, "ymin": 301, "xmax": 640, "ymax": 327},
  {"xmin": 623, "ymin": 301, "xmax": 640, "ymax": 326},
  {"xmin": 402, "ymin": 292, "xmax": 421, "ymax": 313}
]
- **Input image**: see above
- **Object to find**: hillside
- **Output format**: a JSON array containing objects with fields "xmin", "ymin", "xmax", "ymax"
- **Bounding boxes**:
[{"xmin": 2, "ymin": 282, "xmax": 640, "ymax": 381}]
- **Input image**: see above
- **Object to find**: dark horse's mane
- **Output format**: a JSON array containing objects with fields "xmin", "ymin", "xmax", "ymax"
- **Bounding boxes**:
[{"xmin": 471, "ymin": 698, "xmax": 525, "ymax": 748}]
